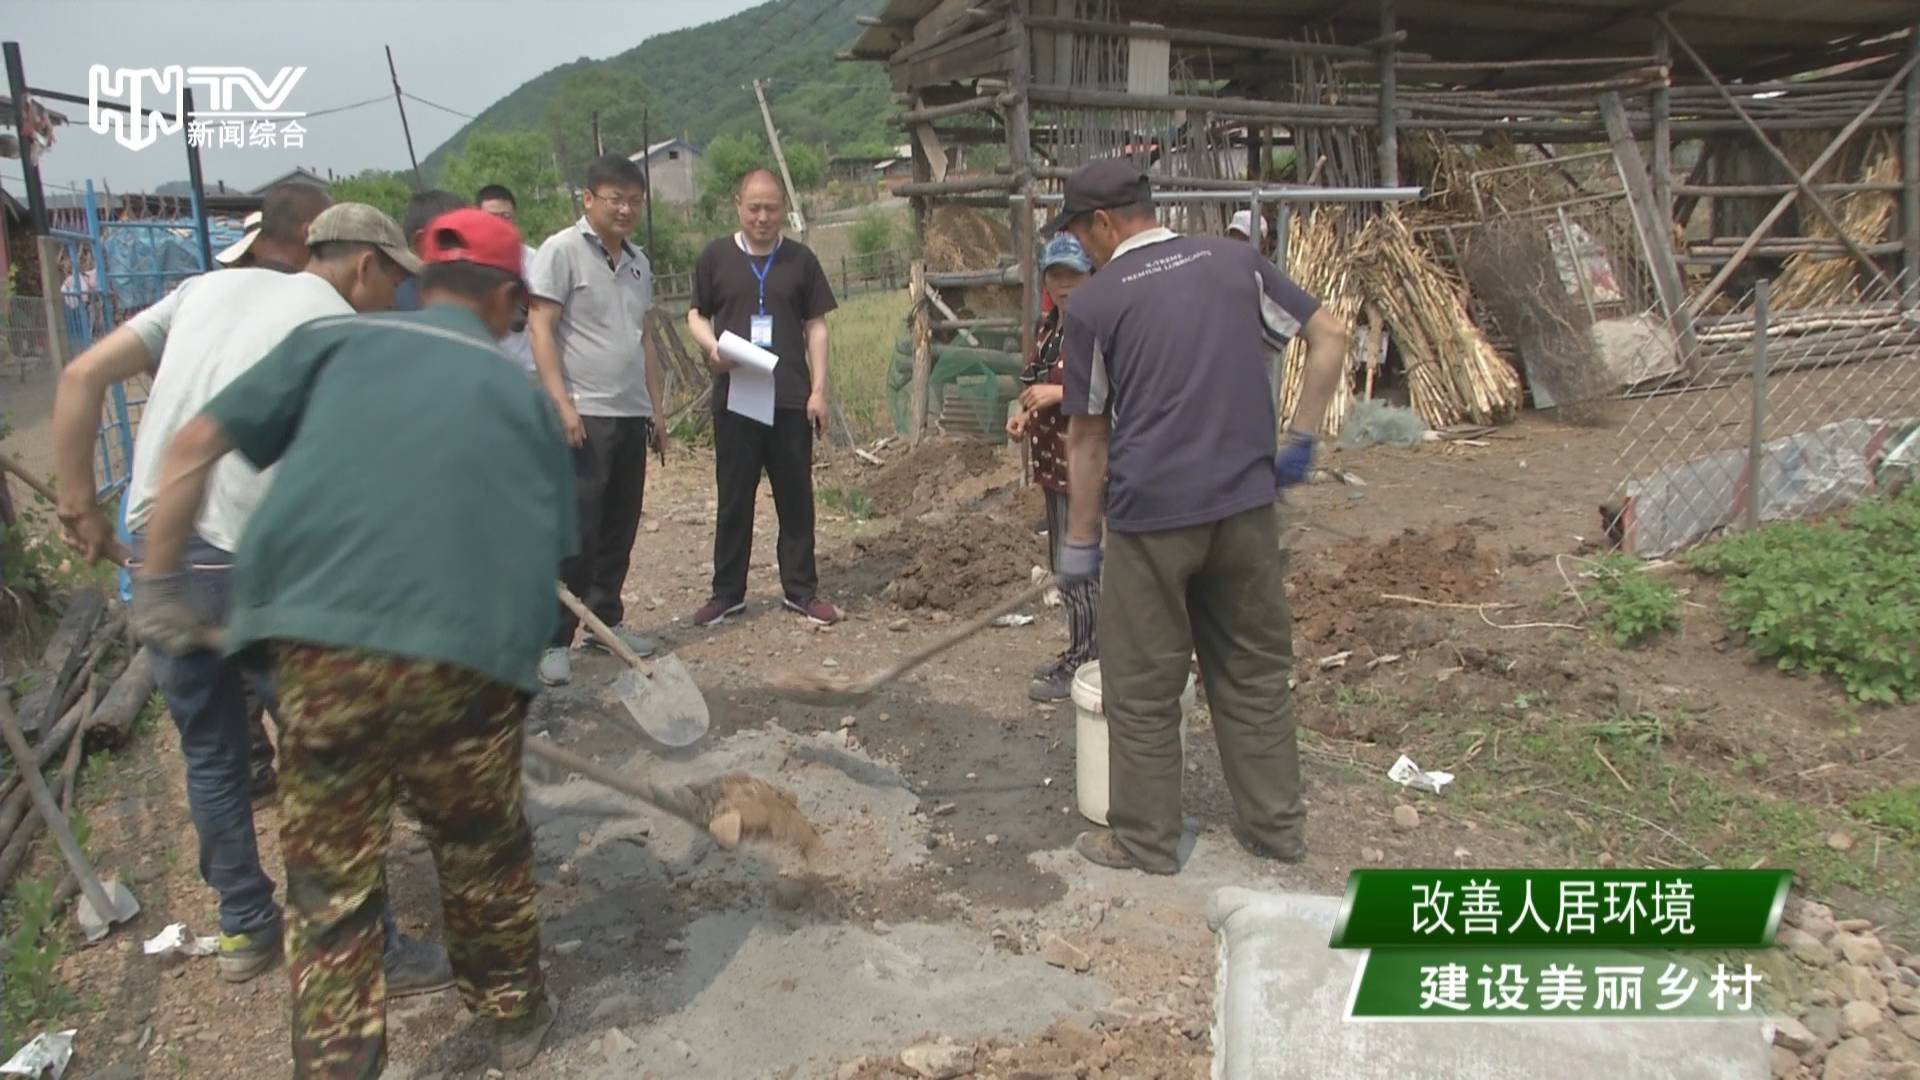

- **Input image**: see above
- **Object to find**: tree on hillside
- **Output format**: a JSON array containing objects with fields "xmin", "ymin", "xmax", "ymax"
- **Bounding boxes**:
[
  {"xmin": 697, "ymin": 132, "xmax": 770, "ymax": 217},
  {"xmin": 784, "ymin": 143, "xmax": 825, "ymax": 192},
  {"xmin": 329, "ymin": 171, "xmax": 410, "ymax": 222},
  {"xmin": 545, "ymin": 68, "xmax": 653, "ymax": 183},
  {"xmin": 439, "ymin": 130, "xmax": 575, "ymax": 246}
]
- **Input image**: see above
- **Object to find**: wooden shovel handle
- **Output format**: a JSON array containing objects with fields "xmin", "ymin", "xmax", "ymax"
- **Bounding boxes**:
[
  {"xmin": 556, "ymin": 583, "xmax": 649, "ymax": 672},
  {"xmin": 859, "ymin": 580, "xmax": 1052, "ymax": 692}
]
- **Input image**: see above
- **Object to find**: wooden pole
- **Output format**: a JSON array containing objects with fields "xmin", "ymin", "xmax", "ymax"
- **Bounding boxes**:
[
  {"xmin": 1747, "ymin": 279, "xmax": 1770, "ymax": 532},
  {"xmin": 3, "ymin": 42, "xmax": 47, "ymax": 235},
  {"xmin": 909, "ymin": 260, "xmax": 933, "ymax": 443},
  {"xmin": 1678, "ymin": 54, "xmax": 1919, "ymax": 319},
  {"xmin": 753, "ymin": 79, "xmax": 807, "ymax": 240},
  {"xmin": 385, "ymin": 45, "xmax": 423, "ymax": 188},
  {"xmin": 1010, "ymin": 0, "xmax": 1038, "ymax": 365},
  {"xmin": 1658, "ymin": 14, "xmax": 1895, "ymax": 294},
  {"xmin": 1905, "ymin": 22, "xmax": 1920, "ymax": 305},
  {"xmin": 34, "ymin": 236, "xmax": 70, "ymax": 367},
  {"xmin": 1597, "ymin": 93, "xmax": 1694, "ymax": 354},
  {"xmin": 1377, "ymin": 0, "xmax": 1399, "ymax": 188},
  {"xmin": 1650, "ymin": 23, "xmax": 1673, "ymax": 241}
]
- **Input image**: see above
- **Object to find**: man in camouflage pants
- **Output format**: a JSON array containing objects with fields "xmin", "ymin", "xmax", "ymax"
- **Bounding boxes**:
[{"xmin": 131, "ymin": 209, "xmax": 573, "ymax": 1076}]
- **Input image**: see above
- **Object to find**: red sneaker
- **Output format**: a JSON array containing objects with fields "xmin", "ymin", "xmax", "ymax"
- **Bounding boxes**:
[
  {"xmin": 782, "ymin": 595, "xmax": 842, "ymax": 626},
  {"xmin": 690, "ymin": 598, "xmax": 746, "ymax": 627}
]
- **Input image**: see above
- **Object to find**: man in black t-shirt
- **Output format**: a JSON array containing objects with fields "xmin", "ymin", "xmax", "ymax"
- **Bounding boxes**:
[{"xmin": 685, "ymin": 169, "xmax": 843, "ymax": 627}]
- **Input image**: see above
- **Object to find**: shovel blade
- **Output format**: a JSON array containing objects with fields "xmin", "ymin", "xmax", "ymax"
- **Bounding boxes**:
[{"xmin": 613, "ymin": 655, "xmax": 709, "ymax": 747}]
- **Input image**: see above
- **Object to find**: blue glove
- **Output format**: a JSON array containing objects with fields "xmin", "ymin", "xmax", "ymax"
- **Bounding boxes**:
[
  {"xmin": 1056, "ymin": 537, "xmax": 1102, "ymax": 589},
  {"xmin": 1275, "ymin": 430, "xmax": 1316, "ymax": 488}
]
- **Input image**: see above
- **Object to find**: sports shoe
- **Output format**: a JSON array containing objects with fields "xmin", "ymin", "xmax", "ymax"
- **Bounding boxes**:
[
  {"xmin": 538, "ymin": 648, "xmax": 571, "ymax": 687},
  {"xmin": 581, "ymin": 625, "xmax": 660, "ymax": 659},
  {"xmin": 495, "ymin": 991, "xmax": 561, "ymax": 1070},
  {"xmin": 691, "ymin": 598, "xmax": 746, "ymax": 628},
  {"xmin": 782, "ymin": 595, "xmax": 843, "ymax": 626},
  {"xmin": 1028, "ymin": 665, "xmax": 1074, "ymax": 703},
  {"xmin": 385, "ymin": 934, "xmax": 455, "ymax": 998},
  {"xmin": 1031, "ymin": 654, "xmax": 1068, "ymax": 680},
  {"xmin": 248, "ymin": 760, "xmax": 278, "ymax": 804},
  {"xmin": 217, "ymin": 923, "xmax": 283, "ymax": 983},
  {"xmin": 1073, "ymin": 829, "xmax": 1176, "ymax": 876}
]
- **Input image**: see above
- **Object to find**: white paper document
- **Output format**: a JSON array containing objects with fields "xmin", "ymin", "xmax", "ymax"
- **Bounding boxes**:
[{"xmin": 719, "ymin": 331, "xmax": 780, "ymax": 425}]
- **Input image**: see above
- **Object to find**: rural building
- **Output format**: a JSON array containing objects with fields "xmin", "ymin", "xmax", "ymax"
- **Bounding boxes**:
[
  {"xmin": 631, "ymin": 138, "xmax": 702, "ymax": 205},
  {"xmin": 248, "ymin": 167, "xmax": 329, "ymax": 195}
]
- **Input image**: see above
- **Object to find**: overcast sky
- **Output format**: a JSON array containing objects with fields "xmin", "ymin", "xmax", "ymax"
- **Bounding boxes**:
[{"xmin": 4, "ymin": 0, "xmax": 762, "ymax": 197}]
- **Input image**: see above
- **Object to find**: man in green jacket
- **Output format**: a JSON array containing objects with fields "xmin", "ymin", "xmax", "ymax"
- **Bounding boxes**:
[{"xmin": 131, "ymin": 208, "xmax": 574, "ymax": 1078}]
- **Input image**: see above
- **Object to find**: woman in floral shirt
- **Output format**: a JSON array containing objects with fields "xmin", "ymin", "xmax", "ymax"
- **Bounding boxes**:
[{"xmin": 1008, "ymin": 234, "xmax": 1096, "ymax": 702}]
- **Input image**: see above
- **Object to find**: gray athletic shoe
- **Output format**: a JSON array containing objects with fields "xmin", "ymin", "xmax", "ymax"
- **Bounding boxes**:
[
  {"xmin": 385, "ymin": 934, "xmax": 454, "ymax": 998},
  {"xmin": 216, "ymin": 922, "xmax": 283, "ymax": 984},
  {"xmin": 582, "ymin": 625, "xmax": 660, "ymax": 659},
  {"xmin": 495, "ymin": 991, "xmax": 560, "ymax": 1070}
]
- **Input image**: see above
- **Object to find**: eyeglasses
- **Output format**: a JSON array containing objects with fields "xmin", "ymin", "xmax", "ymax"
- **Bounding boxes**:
[{"xmin": 590, "ymin": 191, "xmax": 642, "ymax": 211}]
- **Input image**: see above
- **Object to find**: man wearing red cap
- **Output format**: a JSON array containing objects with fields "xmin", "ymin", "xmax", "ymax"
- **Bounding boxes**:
[{"xmin": 131, "ymin": 208, "xmax": 574, "ymax": 1077}]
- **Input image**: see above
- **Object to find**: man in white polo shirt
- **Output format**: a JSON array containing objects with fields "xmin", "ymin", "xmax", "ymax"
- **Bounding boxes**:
[
  {"xmin": 528, "ymin": 153, "xmax": 666, "ymax": 686},
  {"xmin": 476, "ymin": 182, "xmax": 541, "ymax": 373},
  {"xmin": 51, "ymin": 204, "xmax": 454, "ymax": 993}
]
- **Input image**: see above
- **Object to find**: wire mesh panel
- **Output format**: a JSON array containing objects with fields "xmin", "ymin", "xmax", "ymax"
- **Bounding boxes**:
[{"xmin": 1611, "ymin": 274, "xmax": 1920, "ymax": 557}]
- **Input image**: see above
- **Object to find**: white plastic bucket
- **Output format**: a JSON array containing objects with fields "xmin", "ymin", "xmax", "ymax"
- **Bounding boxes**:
[{"xmin": 1071, "ymin": 660, "xmax": 1197, "ymax": 826}]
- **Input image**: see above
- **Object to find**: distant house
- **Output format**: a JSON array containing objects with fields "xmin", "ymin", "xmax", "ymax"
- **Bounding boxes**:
[
  {"xmin": 829, "ymin": 144, "xmax": 963, "ymax": 191},
  {"xmin": 629, "ymin": 139, "xmax": 701, "ymax": 206},
  {"xmin": 249, "ymin": 167, "xmax": 329, "ymax": 195}
]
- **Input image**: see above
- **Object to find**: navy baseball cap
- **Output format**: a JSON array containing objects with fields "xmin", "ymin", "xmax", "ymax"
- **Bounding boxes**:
[{"xmin": 1045, "ymin": 159, "xmax": 1153, "ymax": 235}]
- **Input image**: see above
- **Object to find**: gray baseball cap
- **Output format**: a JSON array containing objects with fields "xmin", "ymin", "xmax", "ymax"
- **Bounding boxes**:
[
  {"xmin": 306, "ymin": 203, "xmax": 423, "ymax": 275},
  {"xmin": 1045, "ymin": 159, "xmax": 1153, "ymax": 235}
]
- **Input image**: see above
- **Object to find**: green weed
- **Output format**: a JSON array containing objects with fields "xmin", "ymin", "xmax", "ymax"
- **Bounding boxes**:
[
  {"xmin": 818, "ymin": 485, "xmax": 874, "ymax": 521},
  {"xmin": 1687, "ymin": 489, "xmax": 1920, "ymax": 703},
  {"xmin": 2, "ymin": 880, "xmax": 77, "ymax": 1056},
  {"xmin": 1582, "ymin": 554, "xmax": 1679, "ymax": 647},
  {"xmin": 1850, "ymin": 785, "xmax": 1920, "ymax": 843},
  {"xmin": 827, "ymin": 290, "xmax": 908, "ymax": 441}
]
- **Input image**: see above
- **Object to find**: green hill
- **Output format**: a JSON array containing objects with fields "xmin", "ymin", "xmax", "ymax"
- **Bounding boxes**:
[{"xmin": 421, "ymin": 0, "xmax": 892, "ymax": 178}]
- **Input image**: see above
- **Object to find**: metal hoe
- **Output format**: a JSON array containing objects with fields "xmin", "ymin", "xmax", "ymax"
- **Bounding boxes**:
[
  {"xmin": 557, "ymin": 585, "xmax": 710, "ymax": 747},
  {"xmin": 0, "ymin": 695, "xmax": 140, "ymax": 939}
]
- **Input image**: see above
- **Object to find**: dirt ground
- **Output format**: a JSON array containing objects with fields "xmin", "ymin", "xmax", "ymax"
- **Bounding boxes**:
[{"xmin": 9, "ymin": 406, "xmax": 1920, "ymax": 1079}]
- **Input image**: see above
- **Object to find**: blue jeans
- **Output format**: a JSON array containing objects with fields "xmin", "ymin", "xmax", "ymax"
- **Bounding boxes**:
[{"xmin": 133, "ymin": 532, "xmax": 401, "ymax": 951}]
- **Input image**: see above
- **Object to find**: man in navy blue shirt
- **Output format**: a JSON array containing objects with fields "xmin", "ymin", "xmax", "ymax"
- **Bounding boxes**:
[{"xmin": 1051, "ymin": 161, "xmax": 1350, "ymax": 875}]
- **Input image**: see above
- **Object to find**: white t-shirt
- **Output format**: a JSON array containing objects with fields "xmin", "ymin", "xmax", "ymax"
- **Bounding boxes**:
[
  {"xmin": 502, "ymin": 242, "xmax": 539, "ymax": 373},
  {"xmin": 124, "ymin": 269, "xmax": 352, "ymax": 551}
]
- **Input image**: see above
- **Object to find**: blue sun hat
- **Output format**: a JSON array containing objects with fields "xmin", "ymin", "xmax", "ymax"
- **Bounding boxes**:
[{"xmin": 1041, "ymin": 233, "xmax": 1092, "ymax": 274}]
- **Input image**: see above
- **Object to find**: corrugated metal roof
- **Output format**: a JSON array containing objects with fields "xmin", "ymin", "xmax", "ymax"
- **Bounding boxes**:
[{"xmin": 845, "ymin": 0, "xmax": 1913, "ymax": 80}]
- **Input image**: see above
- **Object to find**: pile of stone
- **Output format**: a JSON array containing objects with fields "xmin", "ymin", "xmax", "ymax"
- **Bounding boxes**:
[{"xmin": 1771, "ymin": 897, "xmax": 1920, "ymax": 1080}]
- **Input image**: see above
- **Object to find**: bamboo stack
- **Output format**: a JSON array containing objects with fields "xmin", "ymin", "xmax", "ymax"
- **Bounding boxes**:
[
  {"xmin": 1354, "ymin": 213, "xmax": 1525, "ymax": 428},
  {"xmin": 1773, "ymin": 144, "xmax": 1900, "ymax": 310},
  {"xmin": 1279, "ymin": 207, "xmax": 1361, "ymax": 437}
]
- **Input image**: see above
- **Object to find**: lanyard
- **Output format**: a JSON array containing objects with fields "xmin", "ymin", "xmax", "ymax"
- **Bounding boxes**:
[{"xmin": 746, "ymin": 236, "xmax": 781, "ymax": 315}]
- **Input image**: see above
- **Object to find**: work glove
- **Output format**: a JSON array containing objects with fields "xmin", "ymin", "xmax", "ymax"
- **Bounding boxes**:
[
  {"xmin": 1056, "ymin": 537, "xmax": 1103, "ymax": 590},
  {"xmin": 131, "ymin": 571, "xmax": 221, "ymax": 655},
  {"xmin": 1274, "ymin": 430, "xmax": 1316, "ymax": 489}
]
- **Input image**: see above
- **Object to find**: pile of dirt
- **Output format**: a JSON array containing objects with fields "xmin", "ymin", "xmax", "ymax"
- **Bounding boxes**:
[
  {"xmin": 1291, "ymin": 528, "xmax": 1498, "ymax": 652},
  {"xmin": 856, "ymin": 512, "xmax": 1042, "ymax": 613},
  {"xmin": 865, "ymin": 437, "xmax": 1008, "ymax": 518}
]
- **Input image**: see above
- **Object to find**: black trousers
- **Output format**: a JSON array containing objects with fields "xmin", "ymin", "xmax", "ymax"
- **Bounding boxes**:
[
  {"xmin": 553, "ymin": 415, "xmax": 651, "ymax": 647},
  {"xmin": 711, "ymin": 407, "xmax": 818, "ymax": 605}
]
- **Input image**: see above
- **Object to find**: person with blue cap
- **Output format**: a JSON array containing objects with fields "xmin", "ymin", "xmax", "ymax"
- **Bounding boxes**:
[{"xmin": 1008, "ymin": 232, "xmax": 1097, "ymax": 702}]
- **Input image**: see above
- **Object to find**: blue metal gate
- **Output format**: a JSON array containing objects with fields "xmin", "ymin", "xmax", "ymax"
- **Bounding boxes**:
[{"xmin": 49, "ymin": 180, "xmax": 209, "ymax": 596}]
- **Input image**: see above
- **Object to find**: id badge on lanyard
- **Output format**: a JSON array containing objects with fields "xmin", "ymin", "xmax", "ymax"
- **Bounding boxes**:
[{"xmin": 748, "ymin": 237, "xmax": 781, "ymax": 350}]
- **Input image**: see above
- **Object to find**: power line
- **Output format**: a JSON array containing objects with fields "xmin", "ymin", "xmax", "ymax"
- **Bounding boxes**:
[
  {"xmin": 298, "ymin": 93, "xmax": 392, "ymax": 120},
  {"xmin": 402, "ymin": 92, "xmax": 477, "ymax": 121}
]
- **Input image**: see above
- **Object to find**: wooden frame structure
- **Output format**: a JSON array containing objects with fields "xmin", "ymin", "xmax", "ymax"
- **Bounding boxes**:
[{"xmin": 844, "ymin": 1, "xmax": 1920, "ymax": 436}]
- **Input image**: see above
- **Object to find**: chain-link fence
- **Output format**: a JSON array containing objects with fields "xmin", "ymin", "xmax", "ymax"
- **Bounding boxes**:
[{"xmin": 1611, "ymin": 273, "xmax": 1920, "ymax": 556}]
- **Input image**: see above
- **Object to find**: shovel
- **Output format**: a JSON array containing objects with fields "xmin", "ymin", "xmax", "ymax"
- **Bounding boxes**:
[
  {"xmin": 0, "ymin": 697, "xmax": 140, "ymax": 941},
  {"xmin": 764, "ymin": 580, "xmax": 1051, "ymax": 708},
  {"xmin": 557, "ymin": 585, "xmax": 709, "ymax": 747}
]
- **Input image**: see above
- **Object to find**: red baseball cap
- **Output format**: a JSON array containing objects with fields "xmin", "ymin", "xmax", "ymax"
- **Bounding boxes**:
[{"xmin": 420, "ymin": 208, "xmax": 524, "ymax": 279}]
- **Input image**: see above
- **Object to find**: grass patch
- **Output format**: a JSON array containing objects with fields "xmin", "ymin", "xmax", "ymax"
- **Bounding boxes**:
[
  {"xmin": 1850, "ymin": 785, "xmax": 1920, "ymax": 843},
  {"xmin": 1580, "ymin": 554, "xmax": 1679, "ymax": 647},
  {"xmin": 1686, "ymin": 488, "xmax": 1920, "ymax": 703},
  {"xmin": 1404, "ymin": 696, "xmax": 1920, "ymax": 935},
  {"xmin": 3, "ymin": 879, "xmax": 80, "ymax": 1057},
  {"xmin": 818, "ymin": 485, "xmax": 874, "ymax": 521},
  {"xmin": 827, "ymin": 289, "xmax": 907, "ymax": 441}
]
